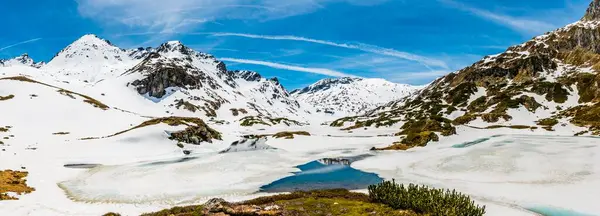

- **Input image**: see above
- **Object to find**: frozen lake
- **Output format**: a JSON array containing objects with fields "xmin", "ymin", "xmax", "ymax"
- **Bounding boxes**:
[
  {"xmin": 47, "ymin": 133, "xmax": 600, "ymax": 215},
  {"xmin": 260, "ymin": 158, "xmax": 383, "ymax": 192}
]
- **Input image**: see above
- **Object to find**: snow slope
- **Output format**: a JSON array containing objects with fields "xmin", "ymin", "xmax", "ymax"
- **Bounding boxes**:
[
  {"xmin": 292, "ymin": 77, "xmax": 420, "ymax": 117},
  {"xmin": 43, "ymin": 34, "xmax": 143, "ymax": 84}
]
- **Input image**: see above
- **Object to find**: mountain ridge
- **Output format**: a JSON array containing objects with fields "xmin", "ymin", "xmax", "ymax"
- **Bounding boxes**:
[
  {"xmin": 333, "ymin": 1, "xmax": 600, "ymax": 150},
  {"xmin": 0, "ymin": 34, "xmax": 417, "ymax": 124}
]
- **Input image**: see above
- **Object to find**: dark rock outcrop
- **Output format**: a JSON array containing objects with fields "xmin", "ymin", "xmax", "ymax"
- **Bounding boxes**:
[{"xmin": 131, "ymin": 66, "xmax": 202, "ymax": 98}]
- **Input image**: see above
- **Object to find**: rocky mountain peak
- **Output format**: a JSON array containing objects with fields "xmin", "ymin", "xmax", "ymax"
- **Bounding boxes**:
[
  {"xmin": 127, "ymin": 47, "xmax": 155, "ymax": 60},
  {"xmin": 155, "ymin": 40, "xmax": 216, "ymax": 62},
  {"xmin": 583, "ymin": 0, "xmax": 600, "ymax": 21},
  {"xmin": 230, "ymin": 70, "xmax": 263, "ymax": 82},
  {"xmin": 157, "ymin": 41, "xmax": 188, "ymax": 53},
  {"xmin": 12, "ymin": 53, "xmax": 34, "ymax": 64},
  {"xmin": 0, "ymin": 53, "xmax": 43, "ymax": 68},
  {"xmin": 293, "ymin": 77, "xmax": 362, "ymax": 95},
  {"xmin": 50, "ymin": 34, "xmax": 123, "ymax": 61},
  {"xmin": 72, "ymin": 34, "xmax": 115, "ymax": 48}
]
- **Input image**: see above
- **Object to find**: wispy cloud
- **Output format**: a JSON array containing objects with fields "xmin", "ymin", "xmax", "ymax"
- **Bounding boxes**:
[
  {"xmin": 0, "ymin": 38, "xmax": 43, "ymax": 52},
  {"xmin": 76, "ymin": 0, "xmax": 387, "ymax": 34},
  {"xmin": 212, "ymin": 32, "xmax": 448, "ymax": 69},
  {"xmin": 221, "ymin": 58, "xmax": 360, "ymax": 78},
  {"xmin": 439, "ymin": 0, "xmax": 556, "ymax": 34}
]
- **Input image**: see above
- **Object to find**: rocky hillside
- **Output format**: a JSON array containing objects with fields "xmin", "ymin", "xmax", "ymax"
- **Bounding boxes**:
[
  {"xmin": 334, "ymin": 0, "xmax": 600, "ymax": 149},
  {"xmin": 292, "ymin": 77, "xmax": 419, "ymax": 117},
  {"xmin": 119, "ymin": 40, "xmax": 310, "ymax": 124}
]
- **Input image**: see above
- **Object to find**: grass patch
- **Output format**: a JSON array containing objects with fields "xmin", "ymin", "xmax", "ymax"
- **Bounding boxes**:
[
  {"xmin": 0, "ymin": 170, "xmax": 35, "ymax": 200},
  {"xmin": 452, "ymin": 114, "xmax": 477, "ymax": 125},
  {"xmin": 272, "ymin": 131, "xmax": 311, "ymax": 139},
  {"xmin": 240, "ymin": 116, "xmax": 304, "ymax": 127},
  {"xmin": 0, "ymin": 76, "xmax": 109, "ymax": 110},
  {"xmin": 330, "ymin": 116, "xmax": 358, "ymax": 127},
  {"xmin": 80, "ymin": 117, "xmax": 222, "ymax": 144},
  {"xmin": 560, "ymin": 103, "xmax": 600, "ymax": 134},
  {"xmin": 536, "ymin": 118, "xmax": 559, "ymax": 131},
  {"xmin": 0, "ymin": 95, "xmax": 14, "ymax": 101},
  {"xmin": 142, "ymin": 189, "xmax": 418, "ymax": 216},
  {"xmin": 240, "ymin": 116, "xmax": 271, "ymax": 127},
  {"xmin": 143, "ymin": 184, "xmax": 486, "ymax": 216},
  {"xmin": 372, "ymin": 142, "xmax": 414, "ymax": 151},
  {"xmin": 174, "ymin": 99, "xmax": 199, "ymax": 112},
  {"xmin": 481, "ymin": 125, "xmax": 537, "ymax": 130},
  {"xmin": 230, "ymin": 108, "xmax": 248, "ymax": 116},
  {"xmin": 278, "ymin": 197, "xmax": 416, "ymax": 216}
]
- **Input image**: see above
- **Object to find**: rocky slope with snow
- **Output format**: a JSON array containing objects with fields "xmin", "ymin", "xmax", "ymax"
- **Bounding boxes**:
[
  {"xmin": 292, "ymin": 77, "xmax": 420, "ymax": 117},
  {"xmin": 0, "ymin": 53, "xmax": 44, "ymax": 68},
  {"xmin": 333, "ymin": 0, "xmax": 600, "ymax": 150},
  {"xmin": 1, "ymin": 35, "xmax": 418, "ymax": 126},
  {"xmin": 119, "ymin": 40, "xmax": 310, "ymax": 125}
]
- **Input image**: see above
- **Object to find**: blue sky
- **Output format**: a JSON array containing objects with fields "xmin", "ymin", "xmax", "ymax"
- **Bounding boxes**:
[{"xmin": 0, "ymin": 0, "xmax": 593, "ymax": 89}]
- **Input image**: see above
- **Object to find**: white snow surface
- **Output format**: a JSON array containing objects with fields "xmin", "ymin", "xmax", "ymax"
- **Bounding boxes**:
[
  {"xmin": 0, "ymin": 34, "xmax": 599, "ymax": 216},
  {"xmin": 43, "ymin": 34, "xmax": 142, "ymax": 83}
]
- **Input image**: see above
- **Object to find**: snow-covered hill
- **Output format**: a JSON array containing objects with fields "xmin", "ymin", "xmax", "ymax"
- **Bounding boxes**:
[{"xmin": 292, "ymin": 77, "xmax": 420, "ymax": 116}]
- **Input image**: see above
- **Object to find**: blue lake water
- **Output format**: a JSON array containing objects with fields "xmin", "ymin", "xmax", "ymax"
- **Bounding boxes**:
[
  {"xmin": 260, "ymin": 158, "xmax": 383, "ymax": 192},
  {"xmin": 526, "ymin": 206, "xmax": 594, "ymax": 216}
]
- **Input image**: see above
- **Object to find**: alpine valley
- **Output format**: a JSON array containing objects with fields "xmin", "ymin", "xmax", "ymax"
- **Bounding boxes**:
[{"xmin": 2, "ymin": 1, "xmax": 600, "ymax": 216}]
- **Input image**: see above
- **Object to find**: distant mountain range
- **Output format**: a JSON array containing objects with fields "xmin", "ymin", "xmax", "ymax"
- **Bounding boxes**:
[{"xmin": 0, "ymin": 35, "xmax": 419, "ymax": 124}]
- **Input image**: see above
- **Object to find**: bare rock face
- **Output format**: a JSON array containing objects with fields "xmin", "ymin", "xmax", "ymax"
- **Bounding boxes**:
[
  {"xmin": 131, "ymin": 66, "xmax": 201, "ymax": 98},
  {"xmin": 583, "ymin": 0, "xmax": 600, "ymax": 21},
  {"xmin": 170, "ymin": 124, "xmax": 222, "ymax": 145}
]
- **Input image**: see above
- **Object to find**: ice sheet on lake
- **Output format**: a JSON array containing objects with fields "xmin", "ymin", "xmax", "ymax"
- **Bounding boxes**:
[{"xmin": 353, "ymin": 134, "xmax": 600, "ymax": 215}]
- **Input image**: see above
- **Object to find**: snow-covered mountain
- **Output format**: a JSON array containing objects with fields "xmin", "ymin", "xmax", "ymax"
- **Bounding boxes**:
[
  {"xmin": 333, "ymin": 0, "xmax": 600, "ymax": 150},
  {"xmin": 0, "ymin": 53, "xmax": 44, "ymax": 68},
  {"xmin": 292, "ymin": 77, "xmax": 420, "ymax": 116},
  {"xmin": 118, "ymin": 40, "xmax": 309, "ymax": 123},
  {"xmin": 0, "ymin": 34, "xmax": 415, "ymax": 126},
  {"xmin": 43, "ymin": 34, "xmax": 145, "ymax": 83}
]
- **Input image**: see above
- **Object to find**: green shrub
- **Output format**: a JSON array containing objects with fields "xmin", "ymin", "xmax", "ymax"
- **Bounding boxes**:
[{"xmin": 368, "ymin": 180, "xmax": 486, "ymax": 216}]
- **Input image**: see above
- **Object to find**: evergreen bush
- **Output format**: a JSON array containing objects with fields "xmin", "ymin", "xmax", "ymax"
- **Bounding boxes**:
[{"xmin": 368, "ymin": 180, "xmax": 485, "ymax": 216}]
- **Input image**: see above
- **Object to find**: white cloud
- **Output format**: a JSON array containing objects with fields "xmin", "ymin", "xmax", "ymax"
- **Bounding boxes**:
[
  {"xmin": 212, "ymin": 33, "xmax": 448, "ymax": 69},
  {"xmin": 221, "ymin": 57, "xmax": 360, "ymax": 78},
  {"xmin": 439, "ymin": 0, "xmax": 555, "ymax": 34},
  {"xmin": 0, "ymin": 38, "xmax": 43, "ymax": 52}
]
